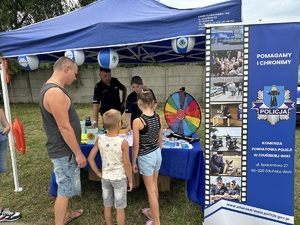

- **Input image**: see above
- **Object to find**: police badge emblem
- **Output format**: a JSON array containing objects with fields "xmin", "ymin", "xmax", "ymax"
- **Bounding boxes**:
[{"xmin": 252, "ymin": 85, "xmax": 295, "ymax": 125}]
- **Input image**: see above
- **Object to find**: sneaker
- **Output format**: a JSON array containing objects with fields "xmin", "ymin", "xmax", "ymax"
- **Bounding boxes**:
[{"xmin": 0, "ymin": 208, "xmax": 22, "ymax": 222}]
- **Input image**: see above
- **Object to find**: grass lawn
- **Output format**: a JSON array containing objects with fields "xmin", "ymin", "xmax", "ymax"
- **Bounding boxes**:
[{"xmin": 1, "ymin": 103, "xmax": 299, "ymax": 224}]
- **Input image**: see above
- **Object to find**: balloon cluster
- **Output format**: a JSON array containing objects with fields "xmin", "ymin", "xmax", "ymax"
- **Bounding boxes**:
[{"xmin": 18, "ymin": 48, "xmax": 119, "ymax": 70}]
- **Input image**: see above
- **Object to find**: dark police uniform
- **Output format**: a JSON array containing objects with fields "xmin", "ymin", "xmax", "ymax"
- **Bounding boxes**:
[
  {"xmin": 228, "ymin": 188, "xmax": 240, "ymax": 201},
  {"xmin": 210, "ymin": 154, "xmax": 225, "ymax": 174},
  {"xmin": 210, "ymin": 185, "xmax": 228, "ymax": 196},
  {"xmin": 125, "ymin": 89, "xmax": 157, "ymax": 126},
  {"xmin": 93, "ymin": 77, "xmax": 125, "ymax": 115},
  {"xmin": 228, "ymin": 189, "xmax": 240, "ymax": 196}
]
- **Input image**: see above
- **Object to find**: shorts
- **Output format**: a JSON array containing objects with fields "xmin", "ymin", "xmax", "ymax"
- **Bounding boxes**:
[
  {"xmin": 102, "ymin": 178, "xmax": 127, "ymax": 209},
  {"xmin": 138, "ymin": 147, "xmax": 162, "ymax": 176},
  {"xmin": 51, "ymin": 154, "xmax": 81, "ymax": 197},
  {"xmin": 0, "ymin": 133, "xmax": 8, "ymax": 174}
]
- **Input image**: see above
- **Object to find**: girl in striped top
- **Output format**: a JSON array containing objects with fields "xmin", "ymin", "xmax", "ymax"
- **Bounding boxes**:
[{"xmin": 132, "ymin": 86, "xmax": 163, "ymax": 225}]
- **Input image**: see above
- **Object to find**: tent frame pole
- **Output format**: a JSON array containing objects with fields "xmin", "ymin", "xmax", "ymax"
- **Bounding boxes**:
[{"xmin": 0, "ymin": 58, "xmax": 22, "ymax": 192}]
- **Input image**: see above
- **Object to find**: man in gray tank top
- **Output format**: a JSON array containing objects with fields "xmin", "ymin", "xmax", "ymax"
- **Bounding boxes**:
[{"xmin": 39, "ymin": 57, "xmax": 87, "ymax": 225}]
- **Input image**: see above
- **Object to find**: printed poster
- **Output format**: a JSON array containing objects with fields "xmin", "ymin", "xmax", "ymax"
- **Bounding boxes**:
[{"xmin": 204, "ymin": 22, "xmax": 299, "ymax": 225}]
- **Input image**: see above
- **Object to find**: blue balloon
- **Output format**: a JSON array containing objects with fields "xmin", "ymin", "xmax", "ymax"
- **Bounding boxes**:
[{"xmin": 97, "ymin": 48, "xmax": 119, "ymax": 69}]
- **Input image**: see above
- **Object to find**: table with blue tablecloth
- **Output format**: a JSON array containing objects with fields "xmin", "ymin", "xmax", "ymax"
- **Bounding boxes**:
[{"xmin": 49, "ymin": 134, "xmax": 205, "ymax": 210}]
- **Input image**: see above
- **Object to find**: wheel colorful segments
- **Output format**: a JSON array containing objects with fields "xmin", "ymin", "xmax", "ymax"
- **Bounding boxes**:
[{"xmin": 164, "ymin": 91, "xmax": 202, "ymax": 136}]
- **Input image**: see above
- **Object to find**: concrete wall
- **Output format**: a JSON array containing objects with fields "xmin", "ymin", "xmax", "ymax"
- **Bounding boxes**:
[{"xmin": 8, "ymin": 65, "xmax": 205, "ymax": 104}]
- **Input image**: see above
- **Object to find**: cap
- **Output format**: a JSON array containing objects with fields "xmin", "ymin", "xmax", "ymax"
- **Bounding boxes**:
[
  {"xmin": 216, "ymin": 176, "xmax": 222, "ymax": 181},
  {"xmin": 231, "ymin": 180, "xmax": 236, "ymax": 184},
  {"xmin": 100, "ymin": 67, "xmax": 111, "ymax": 73}
]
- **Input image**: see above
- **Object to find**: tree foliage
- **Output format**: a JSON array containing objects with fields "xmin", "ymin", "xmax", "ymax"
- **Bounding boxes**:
[
  {"xmin": 0, "ymin": 0, "xmax": 97, "ymax": 31},
  {"xmin": 78, "ymin": 0, "xmax": 97, "ymax": 7},
  {"xmin": 0, "ymin": 0, "xmax": 97, "ymax": 85},
  {"xmin": 1, "ymin": 0, "xmax": 62, "ymax": 31}
]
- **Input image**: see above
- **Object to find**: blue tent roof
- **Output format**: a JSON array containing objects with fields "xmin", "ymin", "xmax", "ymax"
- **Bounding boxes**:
[{"xmin": 0, "ymin": 0, "xmax": 241, "ymax": 64}]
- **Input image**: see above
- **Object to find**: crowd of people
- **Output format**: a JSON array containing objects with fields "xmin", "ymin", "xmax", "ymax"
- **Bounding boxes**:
[
  {"xmin": 38, "ymin": 57, "xmax": 162, "ymax": 225},
  {"xmin": 210, "ymin": 51, "xmax": 243, "ymax": 77}
]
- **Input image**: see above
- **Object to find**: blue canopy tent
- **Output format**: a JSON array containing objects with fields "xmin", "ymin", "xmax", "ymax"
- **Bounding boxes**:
[
  {"xmin": 0, "ymin": 0, "xmax": 241, "ymax": 205},
  {"xmin": 0, "ymin": 0, "xmax": 241, "ymax": 63}
]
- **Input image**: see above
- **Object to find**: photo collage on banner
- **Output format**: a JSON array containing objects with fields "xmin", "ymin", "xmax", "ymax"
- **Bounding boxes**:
[
  {"xmin": 204, "ymin": 22, "xmax": 298, "ymax": 225},
  {"xmin": 205, "ymin": 25, "xmax": 248, "ymax": 206}
]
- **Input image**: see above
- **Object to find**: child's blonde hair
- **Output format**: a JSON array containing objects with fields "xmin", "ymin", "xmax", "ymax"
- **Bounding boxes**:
[
  {"xmin": 103, "ymin": 109, "xmax": 121, "ymax": 131},
  {"xmin": 137, "ymin": 85, "xmax": 154, "ymax": 107}
]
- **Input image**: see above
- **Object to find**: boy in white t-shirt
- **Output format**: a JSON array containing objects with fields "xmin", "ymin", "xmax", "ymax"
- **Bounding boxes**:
[{"xmin": 88, "ymin": 109, "xmax": 133, "ymax": 225}]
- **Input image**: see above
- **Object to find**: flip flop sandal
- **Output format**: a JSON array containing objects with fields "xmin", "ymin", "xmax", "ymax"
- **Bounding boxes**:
[
  {"xmin": 64, "ymin": 209, "xmax": 84, "ymax": 225},
  {"xmin": 146, "ymin": 219, "xmax": 154, "ymax": 225},
  {"xmin": 141, "ymin": 208, "xmax": 153, "ymax": 221}
]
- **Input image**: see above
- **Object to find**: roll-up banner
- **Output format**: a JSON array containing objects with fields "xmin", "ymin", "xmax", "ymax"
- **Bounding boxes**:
[{"xmin": 204, "ymin": 22, "xmax": 299, "ymax": 225}]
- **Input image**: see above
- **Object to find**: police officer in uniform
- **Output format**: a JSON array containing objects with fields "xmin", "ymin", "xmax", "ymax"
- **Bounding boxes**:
[
  {"xmin": 92, "ymin": 67, "xmax": 127, "ymax": 128},
  {"xmin": 228, "ymin": 180, "xmax": 240, "ymax": 201},
  {"xmin": 210, "ymin": 151, "xmax": 225, "ymax": 174},
  {"xmin": 210, "ymin": 176, "xmax": 228, "ymax": 202}
]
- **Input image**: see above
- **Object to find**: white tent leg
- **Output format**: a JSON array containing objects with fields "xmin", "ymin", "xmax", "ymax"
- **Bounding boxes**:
[{"xmin": 0, "ymin": 59, "xmax": 22, "ymax": 192}]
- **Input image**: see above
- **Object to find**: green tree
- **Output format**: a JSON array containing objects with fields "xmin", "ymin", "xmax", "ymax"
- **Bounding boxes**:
[
  {"xmin": 0, "ymin": 0, "xmax": 98, "ymax": 30},
  {"xmin": 1, "ymin": 0, "xmax": 68, "ymax": 31},
  {"xmin": 78, "ymin": 0, "xmax": 97, "ymax": 7}
]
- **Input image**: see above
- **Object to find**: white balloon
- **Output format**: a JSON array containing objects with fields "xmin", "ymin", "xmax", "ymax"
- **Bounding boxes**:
[
  {"xmin": 172, "ymin": 37, "xmax": 195, "ymax": 54},
  {"xmin": 64, "ymin": 50, "xmax": 85, "ymax": 66},
  {"xmin": 18, "ymin": 55, "xmax": 40, "ymax": 70}
]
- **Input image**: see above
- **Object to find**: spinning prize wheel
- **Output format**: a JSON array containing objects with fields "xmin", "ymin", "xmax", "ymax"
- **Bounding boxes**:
[{"xmin": 164, "ymin": 90, "xmax": 202, "ymax": 142}]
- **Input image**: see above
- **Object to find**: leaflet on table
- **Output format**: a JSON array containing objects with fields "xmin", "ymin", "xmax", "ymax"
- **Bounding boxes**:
[
  {"xmin": 162, "ymin": 140, "xmax": 193, "ymax": 149},
  {"xmin": 120, "ymin": 133, "xmax": 133, "ymax": 146},
  {"xmin": 97, "ymin": 132, "xmax": 193, "ymax": 149}
]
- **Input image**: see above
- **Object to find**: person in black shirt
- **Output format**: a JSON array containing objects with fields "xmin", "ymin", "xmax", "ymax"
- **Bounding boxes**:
[
  {"xmin": 125, "ymin": 76, "xmax": 157, "ymax": 133},
  {"xmin": 210, "ymin": 176, "xmax": 228, "ymax": 202},
  {"xmin": 228, "ymin": 180, "xmax": 240, "ymax": 201},
  {"xmin": 210, "ymin": 151, "xmax": 225, "ymax": 174},
  {"xmin": 92, "ymin": 67, "xmax": 127, "ymax": 128},
  {"xmin": 222, "ymin": 105, "xmax": 230, "ymax": 125}
]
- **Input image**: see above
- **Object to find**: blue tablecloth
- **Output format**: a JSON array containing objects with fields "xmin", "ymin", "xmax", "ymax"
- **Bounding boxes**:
[{"xmin": 49, "ymin": 134, "xmax": 205, "ymax": 210}]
